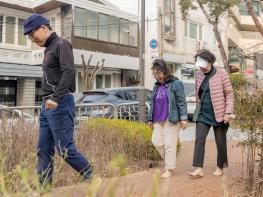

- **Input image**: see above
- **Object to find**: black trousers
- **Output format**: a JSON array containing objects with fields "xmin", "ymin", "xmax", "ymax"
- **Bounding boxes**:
[{"xmin": 192, "ymin": 122, "xmax": 229, "ymax": 168}]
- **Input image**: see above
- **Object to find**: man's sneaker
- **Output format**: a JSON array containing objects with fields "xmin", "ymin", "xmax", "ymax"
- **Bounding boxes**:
[{"xmin": 161, "ymin": 170, "xmax": 172, "ymax": 178}]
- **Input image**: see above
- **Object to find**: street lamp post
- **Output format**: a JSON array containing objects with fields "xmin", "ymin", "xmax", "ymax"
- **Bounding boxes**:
[{"xmin": 139, "ymin": 0, "xmax": 146, "ymax": 122}]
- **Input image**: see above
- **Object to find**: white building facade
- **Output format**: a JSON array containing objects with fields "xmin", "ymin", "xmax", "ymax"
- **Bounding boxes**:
[{"xmin": 111, "ymin": 0, "xmax": 228, "ymax": 94}]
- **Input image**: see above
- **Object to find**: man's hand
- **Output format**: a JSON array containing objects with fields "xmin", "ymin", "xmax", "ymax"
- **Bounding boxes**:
[
  {"xmin": 45, "ymin": 99, "xmax": 58, "ymax": 109},
  {"xmin": 223, "ymin": 114, "xmax": 230, "ymax": 124},
  {"xmin": 147, "ymin": 122, "xmax": 153, "ymax": 129},
  {"xmin": 180, "ymin": 120, "xmax": 188, "ymax": 130}
]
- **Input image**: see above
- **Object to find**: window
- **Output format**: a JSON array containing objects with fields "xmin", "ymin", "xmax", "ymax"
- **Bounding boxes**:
[
  {"xmin": 163, "ymin": 0, "xmax": 175, "ymax": 35},
  {"xmin": 0, "ymin": 15, "xmax": 28, "ymax": 46},
  {"xmin": 105, "ymin": 75, "xmax": 112, "ymax": 88},
  {"xmin": 73, "ymin": 7, "xmax": 139, "ymax": 47},
  {"xmin": 129, "ymin": 22, "xmax": 138, "ymax": 46},
  {"xmin": 18, "ymin": 18, "xmax": 26, "ymax": 45},
  {"xmin": 96, "ymin": 74, "xmax": 103, "ymax": 89},
  {"xmin": 239, "ymin": 1, "xmax": 261, "ymax": 16},
  {"xmin": 109, "ymin": 16, "xmax": 119, "ymax": 43},
  {"xmin": 35, "ymin": 81, "xmax": 42, "ymax": 106},
  {"xmin": 189, "ymin": 22, "xmax": 198, "ymax": 39},
  {"xmin": 87, "ymin": 10, "xmax": 97, "ymax": 39},
  {"xmin": 0, "ymin": 16, "xmax": 2, "ymax": 43},
  {"xmin": 185, "ymin": 21, "xmax": 203, "ymax": 40},
  {"xmin": 50, "ymin": 17, "xmax": 56, "ymax": 31},
  {"xmin": 82, "ymin": 94, "xmax": 107, "ymax": 103},
  {"xmin": 181, "ymin": 64, "xmax": 195, "ymax": 81},
  {"xmin": 98, "ymin": 14, "xmax": 109, "ymax": 41},
  {"xmin": 74, "ymin": 7, "xmax": 87, "ymax": 37},
  {"xmin": 78, "ymin": 72, "xmax": 84, "ymax": 92},
  {"xmin": 5, "ymin": 16, "xmax": 15, "ymax": 44},
  {"xmin": 0, "ymin": 80, "xmax": 17, "ymax": 106},
  {"xmin": 120, "ymin": 19, "xmax": 129, "ymax": 45}
]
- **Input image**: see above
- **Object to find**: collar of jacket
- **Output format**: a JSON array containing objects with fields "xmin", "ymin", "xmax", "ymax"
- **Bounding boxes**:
[
  {"xmin": 199, "ymin": 65, "xmax": 217, "ymax": 79},
  {"xmin": 44, "ymin": 32, "xmax": 58, "ymax": 47},
  {"xmin": 155, "ymin": 75, "xmax": 178, "ymax": 88}
]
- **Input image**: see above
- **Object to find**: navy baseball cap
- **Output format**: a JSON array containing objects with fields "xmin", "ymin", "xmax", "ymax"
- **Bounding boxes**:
[{"xmin": 23, "ymin": 14, "xmax": 50, "ymax": 35}]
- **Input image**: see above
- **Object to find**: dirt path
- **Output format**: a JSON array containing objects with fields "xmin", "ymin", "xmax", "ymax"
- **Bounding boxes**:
[{"xmin": 49, "ymin": 139, "xmax": 244, "ymax": 197}]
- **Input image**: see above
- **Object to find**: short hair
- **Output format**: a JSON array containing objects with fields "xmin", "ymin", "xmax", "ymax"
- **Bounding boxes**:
[
  {"xmin": 151, "ymin": 58, "xmax": 170, "ymax": 76},
  {"xmin": 194, "ymin": 49, "xmax": 216, "ymax": 64},
  {"xmin": 45, "ymin": 24, "xmax": 52, "ymax": 31}
]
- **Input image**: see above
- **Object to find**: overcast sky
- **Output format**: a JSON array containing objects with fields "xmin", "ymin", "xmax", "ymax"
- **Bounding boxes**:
[{"xmin": 109, "ymin": 0, "xmax": 139, "ymax": 14}]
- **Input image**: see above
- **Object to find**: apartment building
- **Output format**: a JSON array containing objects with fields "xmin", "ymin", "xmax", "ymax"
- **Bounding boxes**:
[
  {"xmin": 0, "ymin": 0, "xmax": 140, "ymax": 106},
  {"xmin": 110, "ymin": 0, "xmax": 228, "ymax": 94},
  {"xmin": 229, "ymin": 0, "xmax": 263, "ymax": 81}
]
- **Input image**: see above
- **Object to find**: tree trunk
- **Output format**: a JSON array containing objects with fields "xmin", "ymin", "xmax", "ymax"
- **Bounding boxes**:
[
  {"xmin": 197, "ymin": 2, "xmax": 230, "ymax": 73},
  {"xmin": 213, "ymin": 24, "xmax": 230, "ymax": 73},
  {"xmin": 245, "ymin": 0, "xmax": 263, "ymax": 37}
]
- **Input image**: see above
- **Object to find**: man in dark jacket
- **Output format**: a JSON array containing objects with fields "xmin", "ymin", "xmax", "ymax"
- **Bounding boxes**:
[{"xmin": 24, "ymin": 14, "xmax": 93, "ymax": 185}]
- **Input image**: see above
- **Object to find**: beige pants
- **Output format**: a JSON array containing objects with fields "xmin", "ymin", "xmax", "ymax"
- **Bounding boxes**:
[{"xmin": 152, "ymin": 121, "xmax": 180, "ymax": 170}]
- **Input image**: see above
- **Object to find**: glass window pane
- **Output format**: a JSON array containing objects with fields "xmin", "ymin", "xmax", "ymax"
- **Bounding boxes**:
[
  {"xmin": 253, "ymin": 1, "xmax": 261, "ymax": 16},
  {"xmin": 98, "ymin": 14, "xmax": 109, "ymax": 41},
  {"xmin": 164, "ymin": 0, "xmax": 171, "ymax": 13},
  {"xmin": 6, "ymin": 16, "xmax": 15, "ymax": 44},
  {"xmin": 109, "ymin": 16, "xmax": 119, "ymax": 43},
  {"xmin": 74, "ymin": 7, "xmax": 87, "ymax": 37},
  {"xmin": 87, "ymin": 10, "xmax": 97, "ymax": 39},
  {"xmin": 170, "ymin": 14, "xmax": 174, "ymax": 35},
  {"xmin": 0, "ymin": 16, "xmax": 3, "ymax": 43},
  {"xmin": 120, "ymin": 19, "xmax": 129, "ymax": 45},
  {"xmin": 96, "ymin": 74, "xmax": 103, "ymax": 89},
  {"xmin": 239, "ymin": 2, "xmax": 247, "ymax": 15},
  {"xmin": 199, "ymin": 24, "xmax": 202, "ymax": 40},
  {"xmin": 184, "ymin": 21, "xmax": 188, "ymax": 37},
  {"xmin": 181, "ymin": 64, "xmax": 195, "ymax": 81},
  {"xmin": 78, "ymin": 72, "xmax": 84, "ymax": 92},
  {"xmin": 238, "ymin": 1, "xmax": 260, "ymax": 16},
  {"xmin": 105, "ymin": 75, "xmax": 111, "ymax": 88},
  {"xmin": 18, "ymin": 18, "xmax": 26, "ymax": 45},
  {"xmin": 82, "ymin": 94, "xmax": 107, "ymax": 102},
  {"xmin": 50, "ymin": 17, "xmax": 55, "ymax": 31},
  {"xmin": 189, "ymin": 22, "xmax": 198, "ymax": 39},
  {"xmin": 129, "ymin": 22, "xmax": 138, "ymax": 46},
  {"xmin": 164, "ymin": 14, "xmax": 171, "ymax": 34}
]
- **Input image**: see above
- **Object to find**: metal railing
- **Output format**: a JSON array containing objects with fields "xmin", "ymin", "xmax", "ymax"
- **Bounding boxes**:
[{"xmin": 0, "ymin": 102, "xmax": 150, "ymax": 122}]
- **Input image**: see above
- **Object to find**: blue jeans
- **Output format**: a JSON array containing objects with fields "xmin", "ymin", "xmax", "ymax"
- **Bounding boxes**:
[{"xmin": 37, "ymin": 94, "xmax": 92, "ymax": 185}]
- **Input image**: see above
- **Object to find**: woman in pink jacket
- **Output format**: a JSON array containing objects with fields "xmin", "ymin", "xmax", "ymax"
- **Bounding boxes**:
[{"xmin": 188, "ymin": 50, "xmax": 234, "ymax": 178}]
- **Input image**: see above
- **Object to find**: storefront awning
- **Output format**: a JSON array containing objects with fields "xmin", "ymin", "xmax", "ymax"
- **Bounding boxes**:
[{"xmin": 0, "ymin": 63, "xmax": 42, "ymax": 78}]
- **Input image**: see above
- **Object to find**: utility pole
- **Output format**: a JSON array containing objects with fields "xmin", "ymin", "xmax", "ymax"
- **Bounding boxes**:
[{"xmin": 139, "ymin": 0, "xmax": 146, "ymax": 122}]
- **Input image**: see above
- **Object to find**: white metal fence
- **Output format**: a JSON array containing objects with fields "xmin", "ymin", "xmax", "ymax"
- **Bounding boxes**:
[{"xmin": 0, "ymin": 102, "xmax": 150, "ymax": 122}]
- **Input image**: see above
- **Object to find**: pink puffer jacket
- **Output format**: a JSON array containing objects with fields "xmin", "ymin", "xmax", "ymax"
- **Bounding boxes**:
[{"xmin": 196, "ymin": 68, "xmax": 234, "ymax": 122}]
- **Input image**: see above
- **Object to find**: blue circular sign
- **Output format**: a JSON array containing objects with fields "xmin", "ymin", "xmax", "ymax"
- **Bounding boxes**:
[{"xmin": 150, "ymin": 39, "xmax": 158, "ymax": 49}]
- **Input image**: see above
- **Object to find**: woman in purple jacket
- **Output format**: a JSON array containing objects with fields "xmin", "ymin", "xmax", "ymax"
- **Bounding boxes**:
[{"xmin": 148, "ymin": 59, "xmax": 188, "ymax": 178}]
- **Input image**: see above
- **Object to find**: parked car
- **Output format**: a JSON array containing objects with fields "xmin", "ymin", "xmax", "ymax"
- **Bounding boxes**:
[
  {"xmin": 186, "ymin": 92, "xmax": 196, "ymax": 121},
  {"xmin": 76, "ymin": 87, "xmax": 153, "ymax": 121}
]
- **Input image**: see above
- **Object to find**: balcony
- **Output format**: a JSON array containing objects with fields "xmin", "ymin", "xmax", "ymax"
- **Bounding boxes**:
[
  {"xmin": 229, "ymin": 6, "xmax": 263, "ymax": 31},
  {"xmin": 228, "ymin": 21, "xmax": 243, "ymax": 47}
]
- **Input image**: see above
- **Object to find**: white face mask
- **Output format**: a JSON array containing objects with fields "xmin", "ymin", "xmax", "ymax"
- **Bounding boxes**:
[{"xmin": 195, "ymin": 56, "xmax": 209, "ymax": 69}]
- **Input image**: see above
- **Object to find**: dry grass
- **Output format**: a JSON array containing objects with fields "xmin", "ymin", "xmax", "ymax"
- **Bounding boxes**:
[{"xmin": 0, "ymin": 117, "xmax": 160, "ymax": 195}]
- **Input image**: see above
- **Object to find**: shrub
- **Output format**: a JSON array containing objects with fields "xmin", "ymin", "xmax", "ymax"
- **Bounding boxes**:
[
  {"xmin": 77, "ymin": 118, "xmax": 160, "ymax": 176},
  {"xmin": 230, "ymin": 73, "xmax": 249, "ymax": 90},
  {"xmin": 0, "ymin": 117, "xmax": 161, "ymax": 194}
]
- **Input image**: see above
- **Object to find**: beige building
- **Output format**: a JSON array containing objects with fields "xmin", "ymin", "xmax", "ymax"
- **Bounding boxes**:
[{"xmin": 110, "ymin": 0, "xmax": 229, "ymax": 95}]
